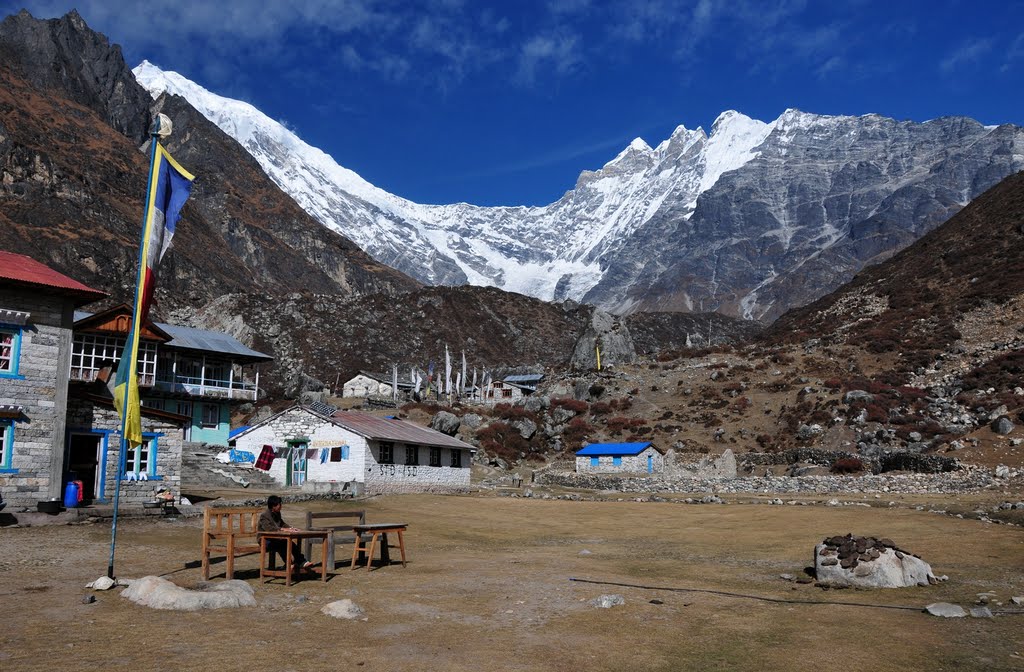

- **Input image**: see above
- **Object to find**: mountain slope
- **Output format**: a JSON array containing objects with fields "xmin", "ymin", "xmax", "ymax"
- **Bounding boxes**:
[
  {"xmin": 135, "ymin": 62, "xmax": 1024, "ymax": 321},
  {"xmin": 766, "ymin": 169, "xmax": 1024, "ymax": 379}
]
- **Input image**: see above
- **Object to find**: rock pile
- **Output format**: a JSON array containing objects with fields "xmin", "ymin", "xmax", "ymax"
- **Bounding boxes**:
[{"xmin": 814, "ymin": 534, "xmax": 944, "ymax": 588}]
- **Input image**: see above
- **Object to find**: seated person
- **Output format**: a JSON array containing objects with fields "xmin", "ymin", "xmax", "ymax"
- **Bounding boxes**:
[{"xmin": 258, "ymin": 495, "xmax": 313, "ymax": 570}]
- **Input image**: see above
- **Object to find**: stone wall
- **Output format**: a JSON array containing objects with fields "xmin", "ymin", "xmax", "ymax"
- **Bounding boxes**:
[
  {"xmin": 66, "ymin": 398, "xmax": 184, "ymax": 507},
  {"xmin": 0, "ymin": 289, "xmax": 75, "ymax": 507}
]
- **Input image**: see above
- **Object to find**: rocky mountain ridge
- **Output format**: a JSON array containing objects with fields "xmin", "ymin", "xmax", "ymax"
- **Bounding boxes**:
[{"xmin": 136, "ymin": 62, "xmax": 1024, "ymax": 321}]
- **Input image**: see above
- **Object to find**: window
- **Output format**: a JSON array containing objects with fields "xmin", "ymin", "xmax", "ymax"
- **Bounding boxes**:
[
  {"xmin": 613, "ymin": 456, "xmax": 622, "ymax": 466},
  {"xmin": 502, "ymin": 388, "xmax": 513, "ymax": 398},
  {"xmin": 590, "ymin": 456, "xmax": 599, "ymax": 467},
  {"xmin": 405, "ymin": 445, "xmax": 418, "ymax": 465},
  {"xmin": 124, "ymin": 435, "xmax": 157, "ymax": 476},
  {"xmin": 379, "ymin": 441, "xmax": 394, "ymax": 465},
  {"xmin": 70, "ymin": 334, "xmax": 157, "ymax": 385},
  {"xmin": 201, "ymin": 403, "xmax": 219, "ymax": 428},
  {"xmin": 450, "ymin": 449, "xmax": 462, "ymax": 468},
  {"xmin": 0, "ymin": 327, "xmax": 22, "ymax": 377},
  {"xmin": 141, "ymin": 398, "xmax": 162, "ymax": 409},
  {"xmin": 429, "ymin": 447, "xmax": 441, "ymax": 467},
  {"xmin": 0, "ymin": 420, "xmax": 14, "ymax": 470},
  {"xmin": 175, "ymin": 401, "xmax": 192, "ymax": 418}
]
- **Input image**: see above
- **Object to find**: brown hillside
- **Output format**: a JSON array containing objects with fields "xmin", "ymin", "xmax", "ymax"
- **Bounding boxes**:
[{"xmin": 766, "ymin": 170, "xmax": 1024, "ymax": 379}]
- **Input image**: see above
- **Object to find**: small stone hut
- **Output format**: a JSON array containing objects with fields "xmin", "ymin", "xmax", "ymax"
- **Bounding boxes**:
[{"xmin": 575, "ymin": 441, "xmax": 665, "ymax": 474}]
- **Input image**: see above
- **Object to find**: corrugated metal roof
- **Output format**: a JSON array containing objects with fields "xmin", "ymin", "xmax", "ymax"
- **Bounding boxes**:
[
  {"xmin": 0, "ymin": 251, "xmax": 106, "ymax": 302},
  {"xmin": 503, "ymin": 374, "xmax": 544, "ymax": 384},
  {"xmin": 156, "ymin": 322, "xmax": 272, "ymax": 362},
  {"xmin": 576, "ymin": 442, "xmax": 652, "ymax": 456},
  {"xmin": 329, "ymin": 410, "xmax": 475, "ymax": 450},
  {"xmin": 75, "ymin": 310, "xmax": 270, "ymax": 361}
]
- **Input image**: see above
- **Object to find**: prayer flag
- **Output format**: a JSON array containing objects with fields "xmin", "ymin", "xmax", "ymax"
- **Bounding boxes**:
[{"xmin": 113, "ymin": 143, "xmax": 194, "ymax": 447}]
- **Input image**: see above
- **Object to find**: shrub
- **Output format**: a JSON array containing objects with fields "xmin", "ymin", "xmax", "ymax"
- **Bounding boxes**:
[
  {"xmin": 562, "ymin": 417, "xmax": 593, "ymax": 450},
  {"xmin": 475, "ymin": 421, "xmax": 530, "ymax": 463},
  {"xmin": 551, "ymin": 397, "xmax": 588, "ymax": 414},
  {"xmin": 606, "ymin": 416, "xmax": 629, "ymax": 433},
  {"xmin": 590, "ymin": 401, "xmax": 612, "ymax": 415},
  {"xmin": 831, "ymin": 457, "xmax": 864, "ymax": 474}
]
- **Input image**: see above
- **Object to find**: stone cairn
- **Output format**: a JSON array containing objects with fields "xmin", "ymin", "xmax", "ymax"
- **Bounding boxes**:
[
  {"xmin": 820, "ymin": 534, "xmax": 907, "ymax": 569},
  {"xmin": 815, "ymin": 533, "xmax": 944, "ymax": 588}
]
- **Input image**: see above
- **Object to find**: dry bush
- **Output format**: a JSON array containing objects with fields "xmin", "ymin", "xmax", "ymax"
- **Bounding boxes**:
[
  {"xmin": 831, "ymin": 457, "xmax": 864, "ymax": 474},
  {"xmin": 551, "ymin": 397, "xmax": 588, "ymax": 414}
]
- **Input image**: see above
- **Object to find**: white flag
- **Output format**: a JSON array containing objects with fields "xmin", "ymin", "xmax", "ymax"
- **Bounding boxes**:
[
  {"xmin": 455, "ymin": 372, "xmax": 462, "ymax": 397},
  {"xmin": 414, "ymin": 368, "xmax": 422, "ymax": 394},
  {"xmin": 444, "ymin": 345, "xmax": 451, "ymax": 394},
  {"xmin": 461, "ymin": 350, "xmax": 467, "ymax": 395},
  {"xmin": 392, "ymin": 363, "xmax": 398, "ymax": 400},
  {"xmin": 472, "ymin": 367, "xmax": 477, "ymax": 398}
]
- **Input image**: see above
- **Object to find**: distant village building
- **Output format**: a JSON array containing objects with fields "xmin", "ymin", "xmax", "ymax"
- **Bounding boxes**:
[
  {"xmin": 231, "ymin": 405, "xmax": 475, "ymax": 494},
  {"xmin": 482, "ymin": 373, "xmax": 544, "ymax": 404},
  {"xmin": 342, "ymin": 371, "xmax": 413, "ymax": 399},
  {"xmin": 0, "ymin": 251, "xmax": 273, "ymax": 508},
  {"xmin": 575, "ymin": 442, "xmax": 665, "ymax": 474}
]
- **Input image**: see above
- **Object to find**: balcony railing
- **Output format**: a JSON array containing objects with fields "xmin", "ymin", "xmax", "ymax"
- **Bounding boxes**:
[
  {"xmin": 70, "ymin": 368, "xmax": 155, "ymax": 387},
  {"xmin": 153, "ymin": 374, "xmax": 258, "ymax": 401}
]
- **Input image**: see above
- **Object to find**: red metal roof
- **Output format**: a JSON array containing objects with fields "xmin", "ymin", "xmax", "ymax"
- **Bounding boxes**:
[
  {"xmin": 329, "ymin": 410, "xmax": 475, "ymax": 451},
  {"xmin": 0, "ymin": 251, "xmax": 106, "ymax": 302}
]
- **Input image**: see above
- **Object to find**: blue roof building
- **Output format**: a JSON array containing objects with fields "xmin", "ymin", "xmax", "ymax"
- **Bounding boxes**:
[{"xmin": 575, "ymin": 441, "xmax": 664, "ymax": 474}]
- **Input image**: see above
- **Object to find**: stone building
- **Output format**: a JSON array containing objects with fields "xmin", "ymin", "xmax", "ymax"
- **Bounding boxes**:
[
  {"xmin": 575, "ymin": 441, "xmax": 665, "ymax": 474},
  {"xmin": 342, "ymin": 371, "xmax": 413, "ymax": 399},
  {"xmin": 1, "ymin": 251, "xmax": 270, "ymax": 509},
  {"xmin": 232, "ymin": 405, "xmax": 475, "ymax": 494},
  {"xmin": 0, "ymin": 251, "xmax": 106, "ymax": 507}
]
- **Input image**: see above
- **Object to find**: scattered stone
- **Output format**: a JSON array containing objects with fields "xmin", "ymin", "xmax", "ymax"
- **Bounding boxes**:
[
  {"xmin": 322, "ymin": 599, "xmax": 366, "ymax": 620},
  {"xmin": 1011, "ymin": 596, "xmax": 1024, "ymax": 605},
  {"xmin": 994, "ymin": 465, "xmax": 1010, "ymax": 478},
  {"xmin": 81, "ymin": 594, "xmax": 96, "ymax": 604},
  {"xmin": 969, "ymin": 606, "xmax": 994, "ymax": 618},
  {"xmin": 591, "ymin": 594, "xmax": 625, "ymax": 609},
  {"xmin": 649, "ymin": 599, "xmax": 664, "ymax": 605},
  {"xmin": 780, "ymin": 574, "xmax": 795, "ymax": 581},
  {"xmin": 121, "ymin": 576, "xmax": 255, "ymax": 611},
  {"xmin": 578, "ymin": 549, "xmax": 593, "ymax": 556},
  {"xmin": 925, "ymin": 603, "xmax": 967, "ymax": 618},
  {"xmin": 86, "ymin": 576, "xmax": 115, "ymax": 591}
]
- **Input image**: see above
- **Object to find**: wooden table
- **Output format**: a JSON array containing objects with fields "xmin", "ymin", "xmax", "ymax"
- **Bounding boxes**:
[
  {"xmin": 258, "ymin": 530, "xmax": 329, "ymax": 586},
  {"xmin": 351, "ymin": 523, "xmax": 408, "ymax": 570}
]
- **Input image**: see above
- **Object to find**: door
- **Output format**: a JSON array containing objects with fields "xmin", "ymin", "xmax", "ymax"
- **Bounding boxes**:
[
  {"xmin": 286, "ymin": 440, "xmax": 308, "ymax": 487},
  {"xmin": 67, "ymin": 433, "xmax": 102, "ymax": 502},
  {"xmin": 647, "ymin": 454, "xmax": 653, "ymax": 474}
]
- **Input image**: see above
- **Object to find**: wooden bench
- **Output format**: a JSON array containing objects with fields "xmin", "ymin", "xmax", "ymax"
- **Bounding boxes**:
[
  {"xmin": 201, "ymin": 506, "xmax": 263, "ymax": 580},
  {"xmin": 303, "ymin": 510, "xmax": 366, "ymax": 571}
]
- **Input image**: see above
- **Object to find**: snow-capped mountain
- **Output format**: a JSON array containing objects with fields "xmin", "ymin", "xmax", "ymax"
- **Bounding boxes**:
[{"xmin": 134, "ymin": 61, "xmax": 1024, "ymax": 321}]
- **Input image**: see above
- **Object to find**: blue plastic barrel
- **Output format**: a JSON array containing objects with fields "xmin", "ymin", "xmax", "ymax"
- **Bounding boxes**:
[{"xmin": 63, "ymin": 481, "xmax": 79, "ymax": 509}]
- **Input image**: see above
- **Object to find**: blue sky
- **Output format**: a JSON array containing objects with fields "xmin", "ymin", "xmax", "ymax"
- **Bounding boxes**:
[{"xmin": 5, "ymin": 1, "xmax": 1023, "ymax": 206}]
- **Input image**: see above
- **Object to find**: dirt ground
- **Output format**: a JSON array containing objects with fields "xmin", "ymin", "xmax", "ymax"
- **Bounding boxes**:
[{"xmin": 2, "ymin": 493, "xmax": 1023, "ymax": 672}]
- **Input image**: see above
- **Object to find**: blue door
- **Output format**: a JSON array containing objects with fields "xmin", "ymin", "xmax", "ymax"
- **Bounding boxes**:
[{"xmin": 647, "ymin": 454, "xmax": 653, "ymax": 473}]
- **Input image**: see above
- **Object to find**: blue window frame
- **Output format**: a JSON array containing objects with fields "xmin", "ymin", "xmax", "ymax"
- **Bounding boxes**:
[
  {"xmin": 0, "ymin": 419, "xmax": 15, "ymax": 472},
  {"xmin": 123, "ymin": 433, "xmax": 160, "ymax": 479},
  {"xmin": 612, "ymin": 456, "xmax": 622, "ymax": 466},
  {"xmin": 590, "ymin": 456, "xmax": 599, "ymax": 466},
  {"xmin": 0, "ymin": 326, "xmax": 24, "ymax": 379}
]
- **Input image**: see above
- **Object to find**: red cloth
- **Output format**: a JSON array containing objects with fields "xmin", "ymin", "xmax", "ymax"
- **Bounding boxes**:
[{"xmin": 254, "ymin": 445, "xmax": 275, "ymax": 471}]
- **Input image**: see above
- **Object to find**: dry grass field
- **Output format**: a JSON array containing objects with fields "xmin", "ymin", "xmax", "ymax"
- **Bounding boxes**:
[{"xmin": 2, "ymin": 493, "xmax": 1023, "ymax": 672}]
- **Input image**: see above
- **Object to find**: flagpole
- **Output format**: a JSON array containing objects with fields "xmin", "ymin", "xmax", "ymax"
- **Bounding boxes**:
[{"xmin": 107, "ymin": 129, "xmax": 160, "ymax": 580}]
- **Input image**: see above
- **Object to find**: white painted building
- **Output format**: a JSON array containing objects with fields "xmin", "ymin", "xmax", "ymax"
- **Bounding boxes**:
[
  {"xmin": 342, "ymin": 371, "xmax": 413, "ymax": 399},
  {"xmin": 232, "ymin": 405, "xmax": 475, "ymax": 494}
]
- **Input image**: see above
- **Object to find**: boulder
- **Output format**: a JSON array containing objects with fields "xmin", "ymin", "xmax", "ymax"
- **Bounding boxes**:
[
  {"xmin": 991, "ymin": 416, "xmax": 1015, "ymax": 435},
  {"xmin": 510, "ymin": 417, "xmax": 537, "ymax": 440},
  {"xmin": 591, "ymin": 594, "xmax": 625, "ymax": 608},
  {"xmin": 925, "ymin": 602, "xmax": 967, "ymax": 618},
  {"xmin": 322, "ymin": 599, "xmax": 366, "ymax": 620},
  {"xmin": 460, "ymin": 413, "xmax": 483, "ymax": 430},
  {"xmin": 121, "ymin": 576, "xmax": 255, "ymax": 610},
  {"xmin": 843, "ymin": 390, "xmax": 875, "ymax": 404},
  {"xmin": 571, "ymin": 309, "xmax": 636, "ymax": 370},
  {"xmin": 430, "ymin": 411, "xmax": 461, "ymax": 436},
  {"xmin": 814, "ymin": 535, "xmax": 942, "ymax": 588}
]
